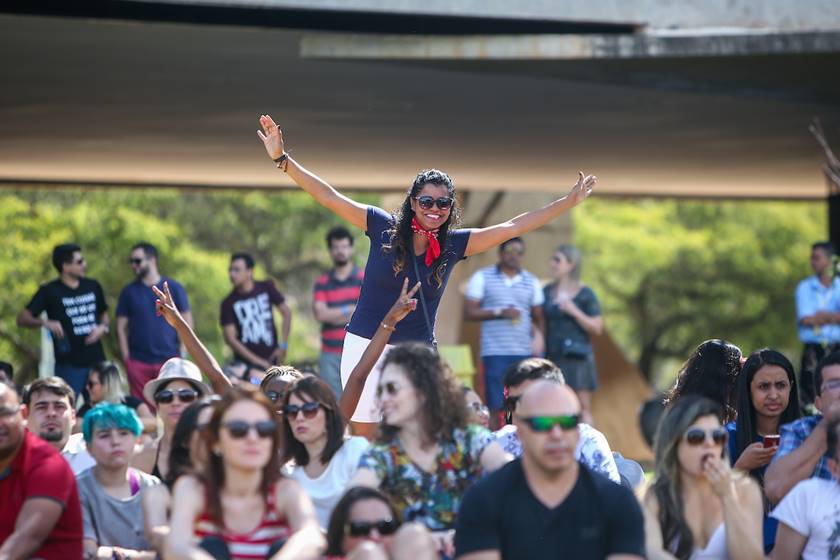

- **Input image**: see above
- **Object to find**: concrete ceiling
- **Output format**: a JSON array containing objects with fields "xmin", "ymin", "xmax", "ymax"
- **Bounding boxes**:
[{"xmin": 1, "ymin": 13, "xmax": 839, "ymax": 198}]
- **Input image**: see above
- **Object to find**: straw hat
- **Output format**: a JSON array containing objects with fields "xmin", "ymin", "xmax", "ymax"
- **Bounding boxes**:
[{"xmin": 142, "ymin": 357, "xmax": 210, "ymax": 404}]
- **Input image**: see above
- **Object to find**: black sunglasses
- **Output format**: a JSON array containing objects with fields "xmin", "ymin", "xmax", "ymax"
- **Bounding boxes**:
[
  {"xmin": 128, "ymin": 258, "xmax": 144, "ymax": 265},
  {"xmin": 375, "ymin": 381, "xmax": 402, "ymax": 399},
  {"xmin": 684, "ymin": 427, "xmax": 727, "ymax": 446},
  {"xmin": 346, "ymin": 519, "xmax": 400, "ymax": 538},
  {"xmin": 155, "ymin": 388, "xmax": 198, "ymax": 405},
  {"xmin": 223, "ymin": 419, "xmax": 277, "ymax": 439},
  {"xmin": 282, "ymin": 401, "xmax": 322, "ymax": 419},
  {"xmin": 414, "ymin": 195, "xmax": 453, "ymax": 211}
]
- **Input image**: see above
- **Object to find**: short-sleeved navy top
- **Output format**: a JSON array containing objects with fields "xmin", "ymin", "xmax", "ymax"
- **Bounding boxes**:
[{"xmin": 347, "ymin": 206, "xmax": 470, "ymax": 344}]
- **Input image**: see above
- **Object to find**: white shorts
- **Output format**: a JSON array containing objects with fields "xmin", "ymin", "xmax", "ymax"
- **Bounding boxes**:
[{"xmin": 340, "ymin": 331, "xmax": 395, "ymax": 423}]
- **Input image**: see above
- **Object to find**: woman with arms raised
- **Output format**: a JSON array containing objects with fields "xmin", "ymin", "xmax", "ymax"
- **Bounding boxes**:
[{"xmin": 257, "ymin": 115, "xmax": 596, "ymax": 437}]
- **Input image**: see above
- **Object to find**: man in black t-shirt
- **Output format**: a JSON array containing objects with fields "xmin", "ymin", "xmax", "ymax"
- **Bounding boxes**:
[
  {"xmin": 17, "ymin": 244, "xmax": 109, "ymax": 397},
  {"xmin": 219, "ymin": 252, "xmax": 291, "ymax": 381},
  {"xmin": 455, "ymin": 380, "xmax": 645, "ymax": 560}
]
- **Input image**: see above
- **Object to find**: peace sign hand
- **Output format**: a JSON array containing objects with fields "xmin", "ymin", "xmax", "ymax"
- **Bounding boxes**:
[
  {"xmin": 152, "ymin": 282, "xmax": 185, "ymax": 329},
  {"xmin": 256, "ymin": 114, "xmax": 286, "ymax": 161},
  {"xmin": 384, "ymin": 278, "xmax": 421, "ymax": 326},
  {"xmin": 566, "ymin": 172, "xmax": 597, "ymax": 208}
]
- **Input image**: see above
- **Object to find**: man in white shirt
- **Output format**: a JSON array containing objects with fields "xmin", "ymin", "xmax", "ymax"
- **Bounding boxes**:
[
  {"xmin": 492, "ymin": 358, "xmax": 620, "ymax": 484},
  {"xmin": 464, "ymin": 237, "xmax": 545, "ymax": 427},
  {"xmin": 771, "ymin": 415, "xmax": 840, "ymax": 560},
  {"xmin": 22, "ymin": 377, "xmax": 95, "ymax": 475}
]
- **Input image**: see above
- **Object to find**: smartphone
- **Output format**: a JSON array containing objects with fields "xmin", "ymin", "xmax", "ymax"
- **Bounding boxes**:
[{"xmin": 763, "ymin": 434, "xmax": 780, "ymax": 448}]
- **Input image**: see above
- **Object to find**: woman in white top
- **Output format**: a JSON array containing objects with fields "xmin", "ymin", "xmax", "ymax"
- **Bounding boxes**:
[
  {"xmin": 642, "ymin": 395, "xmax": 763, "ymax": 560},
  {"xmin": 283, "ymin": 375, "xmax": 370, "ymax": 529}
]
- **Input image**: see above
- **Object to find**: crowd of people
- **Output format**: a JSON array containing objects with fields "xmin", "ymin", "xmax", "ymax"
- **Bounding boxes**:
[{"xmin": 1, "ymin": 115, "xmax": 839, "ymax": 560}]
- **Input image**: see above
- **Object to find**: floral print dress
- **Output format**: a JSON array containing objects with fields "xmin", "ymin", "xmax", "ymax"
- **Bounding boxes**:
[{"xmin": 358, "ymin": 424, "xmax": 492, "ymax": 530}]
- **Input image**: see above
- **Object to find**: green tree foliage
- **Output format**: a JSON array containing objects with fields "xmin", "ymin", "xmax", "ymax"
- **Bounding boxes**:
[
  {"xmin": 1, "ymin": 187, "xmax": 377, "ymax": 382},
  {"xmin": 574, "ymin": 198, "xmax": 826, "ymax": 387}
]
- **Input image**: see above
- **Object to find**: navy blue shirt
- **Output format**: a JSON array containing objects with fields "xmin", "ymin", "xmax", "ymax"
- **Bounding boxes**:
[
  {"xmin": 726, "ymin": 421, "xmax": 778, "ymax": 554},
  {"xmin": 116, "ymin": 277, "xmax": 189, "ymax": 364},
  {"xmin": 347, "ymin": 206, "xmax": 470, "ymax": 344}
]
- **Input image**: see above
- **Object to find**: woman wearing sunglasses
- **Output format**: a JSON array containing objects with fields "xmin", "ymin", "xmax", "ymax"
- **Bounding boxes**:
[
  {"xmin": 643, "ymin": 396, "xmax": 763, "ymax": 560},
  {"xmin": 325, "ymin": 487, "xmax": 437, "ymax": 560},
  {"xmin": 168, "ymin": 385, "xmax": 324, "ymax": 559},
  {"xmin": 727, "ymin": 348, "xmax": 800, "ymax": 554},
  {"xmin": 281, "ymin": 376, "xmax": 370, "ymax": 529},
  {"xmin": 350, "ymin": 343, "xmax": 509, "ymax": 557},
  {"xmin": 133, "ymin": 358, "xmax": 211, "ymax": 480},
  {"xmin": 257, "ymin": 115, "xmax": 597, "ymax": 439},
  {"xmin": 142, "ymin": 396, "xmax": 217, "ymax": 553}
]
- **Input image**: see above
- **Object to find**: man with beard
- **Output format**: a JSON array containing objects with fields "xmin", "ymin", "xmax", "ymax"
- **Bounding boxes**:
[
  {"xmin": 22, "ymin": 377, "xmax": 94, "ymax": 475},
  {"xmin": 117, "ymin": 242, "xmax": 192, "ymax": 407},
  {"xmin": 17, "ymin": 243, "xmax": 109, "ymax": 398},
  {"xmin": 313, "ymin": 226, "xmax": 364, "ymax": 398},
  {"xmin": 0, "ymin": 381, "xmax": 84, "ymax": 560}
]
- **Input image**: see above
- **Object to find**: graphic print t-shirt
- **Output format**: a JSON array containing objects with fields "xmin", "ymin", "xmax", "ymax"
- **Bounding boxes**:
[
  {"xmin": 219, "ymin": 280, "xmax": 285, "ymax": 362},
  {"xmin": 26, "ymin": 278, "xmax": 108, "ymax": 367}
]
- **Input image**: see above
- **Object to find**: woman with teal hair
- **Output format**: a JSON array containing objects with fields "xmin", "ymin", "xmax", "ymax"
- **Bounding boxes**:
[{"xmin": 78, "ymin": 403, "xmax": 161, "ymax": 559}]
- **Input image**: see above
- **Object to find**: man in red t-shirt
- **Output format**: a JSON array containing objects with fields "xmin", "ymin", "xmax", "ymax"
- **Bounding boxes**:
[
  {"xmin": 220, "ymin": 253, "xmax": 292, "ymax": 381},
  {"xmin": 0, "ymin": 381, "xmax": 83, "ymax": 560}
]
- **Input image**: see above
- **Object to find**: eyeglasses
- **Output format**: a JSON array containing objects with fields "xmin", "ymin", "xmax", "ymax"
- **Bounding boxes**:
[
  {"xmin": 346, "ymin": 519, "xmax": 400, "ymax": 538},
  {"xmin": 683, "ymin": 427, "xmax": 728, "ymax": 446},
  {"xmin": 414, "ymin": 196, "xmax": 453, "ymax": 211},
  {"xmin": 821, "ymin": 379, "xmax": 840, "ymax": 393},
  {"xmin": 223, "ymin": 419, "xmax": 277, "ymax": 439},
  {"xmin": 521, "ymin": 415, "xmax": 580, "ymax": 432},
  {"xmin": 375, "ymin": 382, "xmax": 402, "ymax": 399},
  {"xmin": 155, "ymin": 388, "xmax": 198, "ymax": 405},
  {"xmin": 468, "ymin": 402, "xmax": 489, "ymax": 415},
  {"xmin": 282, "ymin": 401, "xmax": 322, "ymax": 419},
  {"xmin": 265, "ymin": 390, "xmax": 283, "ymax": 403},
  {"xmin": 128, "ymin": 258, "xmax": 144, "ymax": 265}
]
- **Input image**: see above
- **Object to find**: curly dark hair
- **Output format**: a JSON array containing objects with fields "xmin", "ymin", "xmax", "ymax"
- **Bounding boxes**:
[
  {"xmin": 664, "ymin": 339, "xmax": 742, "ymax": 423},
  {"xmin": 377, "ymin": 342, "xmax": 469, "ymax": 444},
  {"xmin": 382, "ymin": 169, "xmax": 462, "ymax": 288}
]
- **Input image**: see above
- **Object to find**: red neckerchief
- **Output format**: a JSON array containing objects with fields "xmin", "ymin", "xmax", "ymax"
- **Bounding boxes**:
[{"xmin": 411, "ymin": 217, "xmax": 441, "ymax": 266}]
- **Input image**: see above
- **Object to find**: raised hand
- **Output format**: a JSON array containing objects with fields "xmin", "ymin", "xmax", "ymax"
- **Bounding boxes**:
[
  {"xmin": 256, "ymin": 114, "xmax": 286, "ymax": 160},
  {"xmin": 152, "ymin": 282, "xmax": 186, "ymax": 329},
  {"xmin": 383, "ymin": 278, "xmax": 421, "ymax": 326},
  {"xmin": 566, "ymin": 172, "xmax": 597, "ymax": 208}
]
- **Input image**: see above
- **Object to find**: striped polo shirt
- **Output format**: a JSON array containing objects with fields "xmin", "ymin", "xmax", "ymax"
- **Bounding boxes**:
[
  {"xmin": 314, "ymin": 266, "xmax": 364, "ymax": 354},
  {"xmin": 465, "ymin": 266, "xmax": 544, "ymax": 357}
]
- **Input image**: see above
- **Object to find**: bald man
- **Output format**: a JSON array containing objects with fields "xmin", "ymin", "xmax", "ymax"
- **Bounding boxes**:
[{"xmin": 454, "ymin": 380, "xmax": 645, "ymax": 560}]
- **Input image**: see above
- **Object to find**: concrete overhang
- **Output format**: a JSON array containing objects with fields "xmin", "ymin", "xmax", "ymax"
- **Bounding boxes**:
[{"xmin": 1, "ymin": 10, "xmax": 839, "ymax": 199}]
